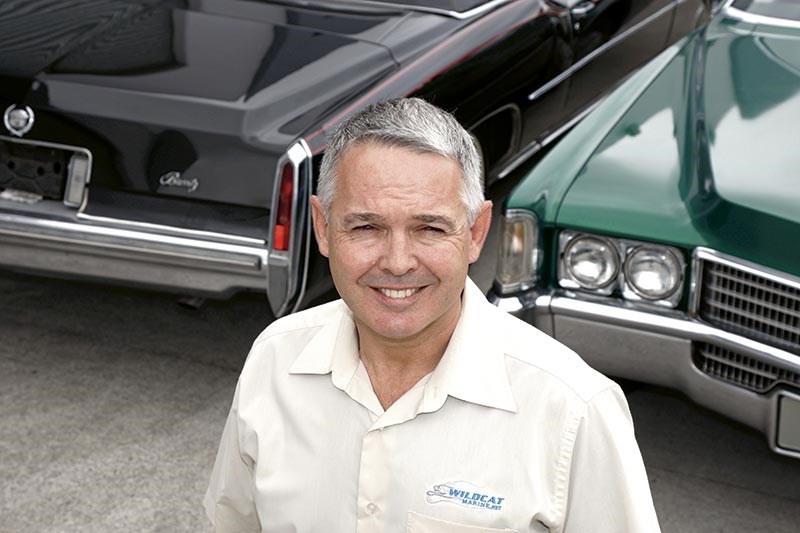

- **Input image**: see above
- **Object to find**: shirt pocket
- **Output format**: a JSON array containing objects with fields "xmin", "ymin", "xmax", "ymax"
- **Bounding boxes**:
[{"xmin": 407, "ymin": 511, "xmax": 519, "ymax": 533}]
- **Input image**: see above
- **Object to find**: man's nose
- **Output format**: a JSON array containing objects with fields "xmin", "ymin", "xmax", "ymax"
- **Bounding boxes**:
[{"xmin": 378, "ymin": 232, "xmax": 418, "ymax": 275}]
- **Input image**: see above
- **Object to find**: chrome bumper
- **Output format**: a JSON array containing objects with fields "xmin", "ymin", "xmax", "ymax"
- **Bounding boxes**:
[
  {"xmin": 490, "ymin": 289, "xmax": 800, "ymax": 459},
  {"xmin": 0, "ymin": 211, "xmax": 269, "ymax": 297}
]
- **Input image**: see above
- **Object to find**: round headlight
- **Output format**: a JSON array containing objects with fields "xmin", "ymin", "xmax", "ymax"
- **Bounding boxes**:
[
  {"xmin": 563, "ymin": 236, "xmax": 619, "ymax": 289},
  {"xmin": 624, "ymin": 247, "xmax": 682, "ymax": 299}
]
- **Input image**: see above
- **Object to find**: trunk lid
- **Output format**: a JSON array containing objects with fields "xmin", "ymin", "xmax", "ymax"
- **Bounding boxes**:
[{"xmin": 0, "ymin": 0, "xmax": 401, "ymax": 210}]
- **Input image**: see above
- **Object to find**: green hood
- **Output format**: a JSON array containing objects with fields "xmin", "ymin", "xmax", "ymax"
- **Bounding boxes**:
[{"xmin": 543, "ymin": 14, "xmax": 800, "ymax": 277}]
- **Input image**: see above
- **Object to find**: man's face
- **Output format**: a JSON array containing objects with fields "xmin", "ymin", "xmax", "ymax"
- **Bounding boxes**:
[{"xmin": 311, "ymin": 142, "xmax": 491, "ymax": 343}]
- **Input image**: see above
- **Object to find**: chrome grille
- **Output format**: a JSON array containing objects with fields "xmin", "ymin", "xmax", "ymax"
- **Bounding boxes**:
[
  {"xmin": 693, "ymin": 343, "xmax": 800, "ymax": 394},
  {"xmin": 698, "ymin": 258, "xmax": 800, "ymax": 355}
]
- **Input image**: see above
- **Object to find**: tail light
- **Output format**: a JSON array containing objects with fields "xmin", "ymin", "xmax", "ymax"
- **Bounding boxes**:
[
  {"xmin": 268, "ymin": 140, "xmax": 311, "ymax": 317},
  {"xmin": 273, "ymin": 163, "xmax": 294, "ymax": 251}
]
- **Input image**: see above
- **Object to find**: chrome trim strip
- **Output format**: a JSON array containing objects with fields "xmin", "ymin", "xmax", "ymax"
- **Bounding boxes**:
[
  {"xmin": 76, "ymin": 212, "xmax": 266, "ymax": 246},
  {"xmin": 724, "ymin": 5, "xmax": 800, "ymax": 30},
  {"xmin": 694, "ymin": 247, "xmax": 800, "ymax": 293},
  {"xmin": 300, "ymin": 0, "xmax": 513, "ymax": 19},
  {"xmin": 528, "ymin": 0, "xmax": 677, "ymax": 101},
  {"xmin": 538, "ymin": 100, "xmax": 599, "ymax": 148},
  {"xmin": 689, "ymin": 247, "xmax": 704, "ymax": 316},
  {"xmin": 496, "ymin": 140, "xmax": 540, "ymax": 181},
  {"xmin": 495, "ymin": 101, "xmax": 598, "ymax": 180},
  {"xmin": 289, "ymin": 139, "xmax": 315, "ymax": 315},
  {"xmin": 0, "ymin": 212, "xmax": 269, "ymax": 265},
  {"xmin": 549, "ymin": 295, "xmax": 800, "ymax": 372},
  {"xmin": 489, "ymin": 290, "xmax": 548, "ymax": 314}
]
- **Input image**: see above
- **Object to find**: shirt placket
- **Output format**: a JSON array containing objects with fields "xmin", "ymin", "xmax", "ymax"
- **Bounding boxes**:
[{"xmin": 356, "ymin": 422, "xmax": 390, "ymax": 533}]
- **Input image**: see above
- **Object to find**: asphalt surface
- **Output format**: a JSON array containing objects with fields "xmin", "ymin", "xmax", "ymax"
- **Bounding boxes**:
[{"xmin": 1, "ymin": 271, "xmax": 799, "ymax": 532}]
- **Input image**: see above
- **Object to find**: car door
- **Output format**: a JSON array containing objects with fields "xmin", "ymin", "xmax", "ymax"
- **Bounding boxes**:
[
  {"xmin": 557, "ymin": 0, "xmax": 679, "ymax": 120},
  {"xmin": 411, "ymin": 0, "xmax": 574, "ymax": 181}
]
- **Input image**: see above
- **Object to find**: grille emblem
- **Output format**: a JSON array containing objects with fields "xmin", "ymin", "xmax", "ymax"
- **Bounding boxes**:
[{"xmin": 4, "ymin": 104, "xmax": 35, "ymax": 137}]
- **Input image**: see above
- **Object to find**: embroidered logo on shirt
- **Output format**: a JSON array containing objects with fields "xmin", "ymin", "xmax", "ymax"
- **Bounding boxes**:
[{"xmin": 425, "ymin": 481, "xmax": 506, "ymax": 511}]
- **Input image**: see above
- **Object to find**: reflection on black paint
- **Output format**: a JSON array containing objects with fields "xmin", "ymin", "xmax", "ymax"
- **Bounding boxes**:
[
  {"xmin": 247, "ymin": 26, "xmax": 356, "ymax": 99},
  {"xmin": 52, "ymin": 6, "xmax": 178, "ymax": 75},
  {"xmin": 281, "ymin": 9, "xmax": 388, "ymax": 35}
]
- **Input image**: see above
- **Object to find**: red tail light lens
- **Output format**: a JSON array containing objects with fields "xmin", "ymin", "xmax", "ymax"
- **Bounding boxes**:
[{"xmin": 273, "ymin": 163, "xmax": 294, "ymax": 251}]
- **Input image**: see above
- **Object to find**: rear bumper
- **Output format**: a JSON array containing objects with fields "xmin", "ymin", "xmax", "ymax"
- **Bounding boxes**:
[
  {"xmin": 0, "ymin": 211, "xmax": 269, "ymax": 297},
  {"xmin": 490, "ymin": 288, "xmax": 800, "ymax": 459}
]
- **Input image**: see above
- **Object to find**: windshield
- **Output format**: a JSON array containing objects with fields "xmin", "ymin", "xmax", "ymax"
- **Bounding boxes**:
[{"xmin": 730, "ymin": 0, "xmax": 800, "ymax": 21}]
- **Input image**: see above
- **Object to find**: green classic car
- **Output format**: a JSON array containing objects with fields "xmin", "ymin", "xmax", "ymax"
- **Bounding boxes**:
[{"xmin": 490, "ymin": 0, "xmax": 800, "ymax": 458}]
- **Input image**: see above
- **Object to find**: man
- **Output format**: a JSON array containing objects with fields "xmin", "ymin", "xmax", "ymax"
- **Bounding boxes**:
[{"xmin": 205, "ymin": 98, "xmax": 661, "ymax": 532}]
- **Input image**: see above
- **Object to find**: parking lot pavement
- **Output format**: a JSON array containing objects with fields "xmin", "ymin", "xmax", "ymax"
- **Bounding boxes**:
[
  {"xmin": 627, "ymin": 383, "xmax": 800, "ymax": 532},
  {"xmin": 1, "ymin": 272, "xmax": 799, "ymax": 532},
  {"xmin": 0, "ymin": 272, "xmax": 268, "ymax": 533}
]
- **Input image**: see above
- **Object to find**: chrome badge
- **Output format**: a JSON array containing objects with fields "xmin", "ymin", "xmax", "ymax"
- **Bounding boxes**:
[
  {"xmin": 4, "ymin": 104, "xmax": 35, "ymax": 137},
  {"xmin": 159, "ymin": 170, "xmax": 199, "ymax": 193}
]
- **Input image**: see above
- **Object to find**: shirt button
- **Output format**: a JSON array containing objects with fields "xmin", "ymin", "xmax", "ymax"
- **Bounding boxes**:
[{"xmin": 366, "ymin": 503, "xmax": 379, "ymax": 515}]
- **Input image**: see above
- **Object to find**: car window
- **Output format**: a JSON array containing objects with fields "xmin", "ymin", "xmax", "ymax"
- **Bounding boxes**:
[{"xmin": 730, "ymin": 0, "xmax": 800, "ymax": 21}]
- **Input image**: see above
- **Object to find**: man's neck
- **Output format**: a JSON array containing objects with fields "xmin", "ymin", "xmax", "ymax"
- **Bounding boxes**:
[{"xmin": 356, "ymin": 310, "xmax": 460, "ymax": 411}]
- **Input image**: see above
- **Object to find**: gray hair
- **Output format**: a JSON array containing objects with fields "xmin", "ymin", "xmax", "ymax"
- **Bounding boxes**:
[{"xmin": 317, "ymin": 98, "xmax": 484, "ymax": 224}]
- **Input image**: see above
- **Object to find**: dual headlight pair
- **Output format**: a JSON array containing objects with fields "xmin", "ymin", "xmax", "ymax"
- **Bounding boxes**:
[
  {"xmin": 496, "ymin": 212, "xmax": 685, "ymax": 308},
  {"xmin": 558, "ymin": 230, "xmax": 685, "ymax": 307}
]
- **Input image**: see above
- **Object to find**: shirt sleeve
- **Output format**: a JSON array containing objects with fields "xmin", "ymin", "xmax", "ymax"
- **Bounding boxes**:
[
  {"xmin": 561, "ymin": 385, "xmax": 661, "ymax": 533},
  {"xmin": 204, "ymin": 384, "xmax": 261, "ymax": 533}
]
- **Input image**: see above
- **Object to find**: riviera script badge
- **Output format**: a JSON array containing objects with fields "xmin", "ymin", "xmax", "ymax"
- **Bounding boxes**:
[
  {"xmin": 426, "ymin": 481, "xmax": 506, "ymax": 511},
  {"xmin": 159, "ymin": 171, "xmax": 199, "ymax": 193}
]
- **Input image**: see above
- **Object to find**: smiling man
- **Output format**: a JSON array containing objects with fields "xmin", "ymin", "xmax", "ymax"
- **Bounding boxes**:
[{"xmin": 205, "ymin": 98, "xmax": 661, "ymax": 532}]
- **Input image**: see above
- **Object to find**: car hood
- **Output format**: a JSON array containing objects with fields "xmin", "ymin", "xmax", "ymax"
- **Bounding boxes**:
[
  {"xmin": 0, "ymin": 0, "xmax": 405, "ymax": 147},
  {"xmin": 552, "ymin": 14, "xmax": 800, "ymax": 276}
]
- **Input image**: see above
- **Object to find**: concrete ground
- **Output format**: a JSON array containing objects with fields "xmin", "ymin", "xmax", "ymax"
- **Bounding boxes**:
[{"xmin": 1, "ymin": 271, "xmax": 798, "ymax": 532}]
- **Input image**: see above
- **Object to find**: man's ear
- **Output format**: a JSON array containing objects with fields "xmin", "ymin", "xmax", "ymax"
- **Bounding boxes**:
[
  {"xmin": 310, "ymin": 195, "xmax": 330, "ymax": 258},
  {"xmin": 468, "ymin": 200, "xmax": 492, "ymax": 264}
]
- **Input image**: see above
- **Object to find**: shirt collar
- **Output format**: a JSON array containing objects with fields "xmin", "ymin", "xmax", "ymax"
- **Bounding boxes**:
[
  {"xmin": 288, "ymin": 278, "xmax": 517, "ymax": 414},
  {"xmin": 421, "ymin": 278, "xmax": 518, "ymax": 414},
  {"xmin": 288, "ymin": 301, "xmax": 360, "ymax": 386}
]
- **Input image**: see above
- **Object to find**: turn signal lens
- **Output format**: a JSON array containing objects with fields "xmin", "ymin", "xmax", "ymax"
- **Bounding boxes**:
[
  {"xmin": 562, "ymin": 236, "xmax": 619, "ymax": 290},
  {"xmin": 624, "ymin": 246, "xmax": 682, "ymax": 299},
  {"xmin": 496, "ymin": 210, "xmax": 539, "ymax": 293}
]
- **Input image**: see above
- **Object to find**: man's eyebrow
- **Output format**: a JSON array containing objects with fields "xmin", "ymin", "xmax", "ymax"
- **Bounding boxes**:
[
  {"xmin": 342, "ymin": 212, "xmax": 383, "ymax": 224},
  {"xmin": 413, "ymin": 214, "xmax": 457, "ymax": 230}
]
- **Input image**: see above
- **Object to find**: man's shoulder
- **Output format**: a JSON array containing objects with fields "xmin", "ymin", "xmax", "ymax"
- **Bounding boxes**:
[
  {"xmin": 254, "ymin": 299, "xmax": 347, "ymax": 346},
  {"xmin": 486, "ymin": 303, "xmax": 616, "ymax": 403},
  {"xmin": 238, "ymin": 299, "xmax": 347, "ymax": 377}
]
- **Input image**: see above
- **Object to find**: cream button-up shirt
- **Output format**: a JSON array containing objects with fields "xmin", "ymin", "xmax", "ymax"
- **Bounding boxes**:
[{"xmin": 205, "ymin": 278, "xmax": 661, "ymax": 532}]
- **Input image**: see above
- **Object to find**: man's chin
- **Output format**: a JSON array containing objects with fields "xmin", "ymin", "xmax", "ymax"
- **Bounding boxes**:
[{"xmin": 357, "ymin": 314, "xmax": 428, "ymax": 343}]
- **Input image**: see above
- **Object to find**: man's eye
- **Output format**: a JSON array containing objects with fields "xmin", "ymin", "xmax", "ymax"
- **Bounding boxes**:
[
  {"xmin": 422, "ymin": 226, "xmax": 445, "ymax": 233},
  {"xmin": 353, "ymin": 225, "xmax": 375, "ymax": 231}
]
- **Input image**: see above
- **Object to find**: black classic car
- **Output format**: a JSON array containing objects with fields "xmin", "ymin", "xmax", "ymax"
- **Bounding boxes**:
[{"xmin": 0, "ymin": 0, "xmax": 710, "ymax": 316}]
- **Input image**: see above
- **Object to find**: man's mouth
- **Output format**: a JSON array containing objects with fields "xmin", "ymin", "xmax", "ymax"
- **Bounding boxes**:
[{"xmin": 377, "ymin": 287, "xmax": 421, "ymax": 299}]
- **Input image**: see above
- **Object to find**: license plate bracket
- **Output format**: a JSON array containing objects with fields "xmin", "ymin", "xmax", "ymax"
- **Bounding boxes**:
[
  {"xmin": 0, "ymin": 138, "xmax": 69, "ymax": 200},
  {"xmin": 0, "ymin": 135, "xmax": 92, "ymax": 207}
]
